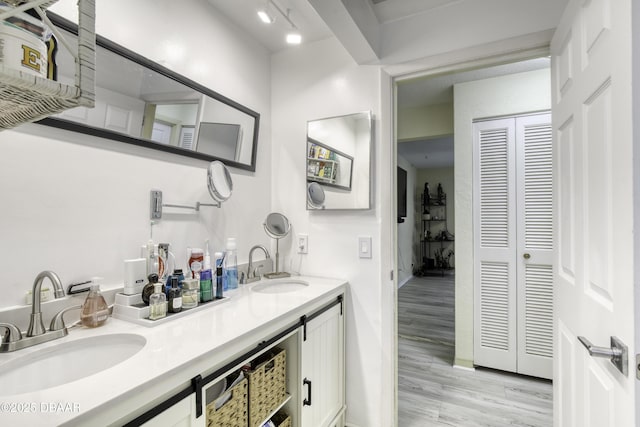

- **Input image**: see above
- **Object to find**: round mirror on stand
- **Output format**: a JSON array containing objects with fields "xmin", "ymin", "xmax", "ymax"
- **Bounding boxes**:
[{"xmin": 263, "ymin": 212, "xmax": 291, "ymax": 279}]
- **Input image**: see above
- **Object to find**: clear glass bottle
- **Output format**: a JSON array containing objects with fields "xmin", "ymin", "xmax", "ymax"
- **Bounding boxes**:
[
  {"xmin": 167, "ymin": 277, "xmax": 183, "ymax": 313},
  {"xmin": 181, "ymin": 278, "xmax": 199, "ymax": 309},
  {"xmin": 149, "ymin": 283, "xmax": 167, "ymax": 320},
  {"xmin": 80, "ymin": 278, "xmax": 109, "ymax": 328},
  {"xmin": 223, "ymin": 238, "xmax": 238, "ymax": 290}
]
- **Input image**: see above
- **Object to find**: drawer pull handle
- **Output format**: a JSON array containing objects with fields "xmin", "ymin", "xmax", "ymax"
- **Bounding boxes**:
[{"xmin": 303, "ymin": 378, "xmax": 312, "ymax": 406}]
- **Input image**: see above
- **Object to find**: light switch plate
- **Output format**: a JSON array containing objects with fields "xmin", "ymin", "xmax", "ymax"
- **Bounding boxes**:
[
  {"xmin": 297, "ymin": 234, "xmax": 308, "ymax": 254},
  {"xmin": 358, "ymin": 236, "xmax": 372, "ymax": 259}
]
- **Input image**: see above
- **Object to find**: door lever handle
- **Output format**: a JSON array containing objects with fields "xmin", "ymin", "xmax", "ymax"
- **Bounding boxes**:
[{"xmin": 578, "ymin": 336, "xmax": 628, "ymax": 376}]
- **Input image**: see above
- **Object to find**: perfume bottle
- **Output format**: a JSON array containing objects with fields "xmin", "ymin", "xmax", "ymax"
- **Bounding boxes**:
[
  {"xmin": 149, "ymin": 283, "xmax": 167, "ymax": 320},
  {"xmin": 167, "ymin": 277, "xmax": 183, "ymax": 313}
]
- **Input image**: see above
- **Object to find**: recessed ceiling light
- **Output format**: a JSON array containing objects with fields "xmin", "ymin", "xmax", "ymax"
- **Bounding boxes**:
[
  {"xmin": 286, "ymin": 31, "xmax": 302, "ymax": 44},
  {"xmin": 257, "ymin": 9, "xmax": 275, "ymax": 24}
]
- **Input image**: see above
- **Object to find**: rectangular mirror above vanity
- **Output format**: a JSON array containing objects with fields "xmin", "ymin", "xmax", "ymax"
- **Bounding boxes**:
[
  {"xmin": 306, "ymin": 111, "xmax": 372, "ymax": 210},
  {"xmin": 38, "ymin": 13, "xmax": 260, "ymax": 171}
]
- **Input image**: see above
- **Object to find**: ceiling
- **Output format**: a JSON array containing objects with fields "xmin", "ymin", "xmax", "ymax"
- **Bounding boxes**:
[{"xmin": 205, "ymin": 0, "xmax": 563, "ymax": 170}]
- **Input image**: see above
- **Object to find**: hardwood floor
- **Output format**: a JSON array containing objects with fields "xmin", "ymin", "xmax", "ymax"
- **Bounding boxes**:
[{"xmin": 397, "ymin": 276, "xmax": 553, "ymax": 426}]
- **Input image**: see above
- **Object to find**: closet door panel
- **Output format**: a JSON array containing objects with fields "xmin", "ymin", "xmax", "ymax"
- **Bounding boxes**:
[
  {"xmin": 473, "ymin": 118, "xmax": 518, "ymax": 371},
  {"xmin": 516, "ymin": 114, "xmax": 553, "ymax": 379}
]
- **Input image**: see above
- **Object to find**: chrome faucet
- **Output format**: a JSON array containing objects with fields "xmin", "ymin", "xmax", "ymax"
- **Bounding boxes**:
[
  {"xmin": 243, "ymin": 245, "xmax": 271, "ymax": 284},
  {"xmin": 0, "ymin": 271, "xmax": 74, "ymax": 353},
  {"xmin": 27, "ymin": 271, "xmax": 65, "ymax": 337}
]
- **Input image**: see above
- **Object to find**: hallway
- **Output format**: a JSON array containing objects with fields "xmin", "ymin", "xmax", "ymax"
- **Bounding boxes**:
[{"xmin": 398, "ymin": 276, "xmax": 553, "ymax": 426}]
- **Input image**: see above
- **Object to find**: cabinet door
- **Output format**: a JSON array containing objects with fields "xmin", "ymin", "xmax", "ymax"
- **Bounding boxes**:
[
  {"xmin": 301, "ymin": 304, "xmax": 345, "ymax": 427},
  {"xmin": 141, "ymin": 394, "xmax": 197, "ymax": 427}
]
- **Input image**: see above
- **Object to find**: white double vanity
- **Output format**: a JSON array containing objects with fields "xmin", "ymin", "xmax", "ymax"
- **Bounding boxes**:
[{"xmin": 0, "ymin": 276, "xmax": 346, "ymax": 427}]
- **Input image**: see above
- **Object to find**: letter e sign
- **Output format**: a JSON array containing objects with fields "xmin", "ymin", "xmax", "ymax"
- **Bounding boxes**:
[{"xmin": 21, "ymin": 45, "xmax": 41, "ymax": 72}]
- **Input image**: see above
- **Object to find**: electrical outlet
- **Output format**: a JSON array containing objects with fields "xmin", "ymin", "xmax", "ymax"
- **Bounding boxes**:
[{"xmin": 297, "ymin": 234, "xmax": 308, "ymax": 254}]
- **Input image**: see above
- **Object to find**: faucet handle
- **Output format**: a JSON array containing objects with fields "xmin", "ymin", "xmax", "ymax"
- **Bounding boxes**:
[
  {"xmin": 253, "ymin": 264, "xmax": 264, "ymax": 278},
  {"xmin": 0, "ymin": 323, "xmax": 22, "ymax": 343},
  {"xmin": 50, "ymin": 305, "xmax": 82, "ymax": 331}
]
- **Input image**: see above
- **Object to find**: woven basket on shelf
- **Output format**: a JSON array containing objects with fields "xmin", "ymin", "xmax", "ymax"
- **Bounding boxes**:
[
  {"xmin": 206, "ymin": 377, "xmax": 248, "ymax": 427},
  {"xmin": 246, "ymin": 348, "xmax": 287, "ymax": 427},
  {"xmin": 0, "ymin": 0, "xmax": 95, "ymax": 129}
]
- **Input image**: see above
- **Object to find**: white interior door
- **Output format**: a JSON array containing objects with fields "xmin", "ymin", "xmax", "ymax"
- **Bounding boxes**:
[{"xmin": 552, "ymin": 0, "xmax": 636, "ymax": 425}]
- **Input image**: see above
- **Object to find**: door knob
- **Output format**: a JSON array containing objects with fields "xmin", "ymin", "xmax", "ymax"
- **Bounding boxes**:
[
  {"xmin": 578, "ymin": 336, "xmax": 628, "ymax": 376},
  {"xmin": 523, "ymin": 253, "xmax": 531, "ymax": 259}
]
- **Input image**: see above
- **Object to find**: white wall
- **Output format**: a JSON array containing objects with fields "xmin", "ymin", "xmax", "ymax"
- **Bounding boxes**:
[
  {"xmin": 397, "ymin": 155, "xmax": 417, "ymax": 286},
  {"xmin": 453, "ymin": 68, "xmax": 551, "ymax": 367},
  {"xmin": 271, "ymin": 37, "xmax": 388, "ymax": 427},
  {"xmin": 0, "ymin": 0, "xmax": 272, "ymax": 309}
]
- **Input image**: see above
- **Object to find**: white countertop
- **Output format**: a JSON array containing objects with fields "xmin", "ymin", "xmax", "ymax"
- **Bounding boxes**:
[{"xmin": 0, "ymin": 275, "xmax": 347, "ymax": 426}]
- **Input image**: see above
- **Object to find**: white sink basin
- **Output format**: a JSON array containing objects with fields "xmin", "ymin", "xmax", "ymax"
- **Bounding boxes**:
[
  {"xmin": 0, "ymin": 333, "xmax": 146, "ymax": 396},
  {"xmin": 252, "ymin": 279, "xmax": 309, "ymax": 294}
]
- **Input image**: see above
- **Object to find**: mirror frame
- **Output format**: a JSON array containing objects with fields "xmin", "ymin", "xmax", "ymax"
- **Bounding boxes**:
[{"xmin": 37, "ymin": 13, "xmax": 260, "ymax": 172}]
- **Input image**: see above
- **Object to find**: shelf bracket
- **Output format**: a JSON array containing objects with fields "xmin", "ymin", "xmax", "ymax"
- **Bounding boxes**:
[{"xmin": 150, "ymin": 190, "xmax": 220, "ymax": 219}]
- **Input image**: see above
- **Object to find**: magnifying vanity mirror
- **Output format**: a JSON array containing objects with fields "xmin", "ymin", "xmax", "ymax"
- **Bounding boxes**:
[
  {"xmin": 38, "ymin": 13, "xmax": 260, "ymax": 171},
  {"xmin": 207, "ymin": 161, "xmax": 233, "ymax": 203},
  {"xmin": 306, "ymin": 111, "xmax": 372, "ymax": 210},
  {"xmin": 263, "ymin": 213, "xmax": 291, "ymax": 279}
]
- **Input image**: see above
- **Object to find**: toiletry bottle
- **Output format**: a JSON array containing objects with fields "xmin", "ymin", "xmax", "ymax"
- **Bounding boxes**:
[
  {"xmin": 146, "ymin": 239, "xmax": 158, "ymax": 275},
  {"xmin": 216, "ymin": 265, "xmax": 224, "ymax": 299},
  {"xmin": 185, "ymin": 247, "xmax": 192, "ymax": 280},
  {"xmin": 181, "ymin": 278, "xmax": 199, "ymax": 309},
  {"xmin": 149, "ymin": 283, "xmax": 167, "ymax": 320},
  {"xmin": 189, "ymin": 248, "xmax": 204, "ymax": 280},
  {"xmin": 200, "ymin": 251, "xmax": 213, "ymax": 302},
  {"xmin": 80, "ymin": 278, "xmax": 109, "ymax": 328},
  {"xmin": 142, "ymin": 273, "xmax": 158, "ymax": 305},
  {"xmin": 215, "ymin": 252, "xmax": 224, "ymax": 298},
  {"xmin": 223, "ymin": 238, "xmax": 238, "ymax": 290},
  {"xmin": 167, "ymin": 277, "xmax": 183, "ymax": 313},
  {"xmin": 165, "ymin": 268, "xmax": 184, "ymax": 296}
]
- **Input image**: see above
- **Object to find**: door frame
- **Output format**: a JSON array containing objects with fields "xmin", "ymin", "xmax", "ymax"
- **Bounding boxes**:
[{"xmin": 385, "ymin": 40, "xmax": 555, "ymax": 426}]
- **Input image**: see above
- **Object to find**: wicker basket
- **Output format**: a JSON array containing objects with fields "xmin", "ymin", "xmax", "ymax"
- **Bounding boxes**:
[
  {"xmin": 246, "ymin": 348, "xmax": 287, "ymax": 427},
  {"xmin": 271, "ymin": 410, "xmax": 292, "ymax": 427},
  {"xmin": 0, "ymin": 0, "xmax": 95, "ymax": 129},
  {"xmin": 206, "ymin": 377, "xmax": 248, "ymax": 427}
]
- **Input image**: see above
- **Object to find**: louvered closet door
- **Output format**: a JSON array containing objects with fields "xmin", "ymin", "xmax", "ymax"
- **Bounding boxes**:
[
  {"xmin": 473, "ymin": 113, "xmax": 553, "ymax": 379},
  {"xmin": 515, "ymin": 113, "xmax": 553, "ymax": 379},
  {"xmin": 473, "ymin": 118, "xmax": 518, "ymax": 372}
]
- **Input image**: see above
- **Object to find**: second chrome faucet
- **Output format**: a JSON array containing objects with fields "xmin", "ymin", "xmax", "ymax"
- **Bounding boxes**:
[{"xmin": 242, "ymin": 245, "xmax": 271, "ymax": 284}]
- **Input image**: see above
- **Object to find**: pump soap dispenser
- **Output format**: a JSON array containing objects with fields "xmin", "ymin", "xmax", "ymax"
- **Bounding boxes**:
[{"xmin": 80, "ymin": 278, "xmax": 109, "ymax": 328}]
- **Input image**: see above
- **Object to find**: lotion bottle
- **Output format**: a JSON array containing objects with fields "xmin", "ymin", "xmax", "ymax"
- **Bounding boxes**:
[
  {"xmin": 80, "ymin": 278, "xmax": 109, "ymax": 328},
  {"xmin": 223, "ymin": 238, "xmax": 238, "ymax": 290}
]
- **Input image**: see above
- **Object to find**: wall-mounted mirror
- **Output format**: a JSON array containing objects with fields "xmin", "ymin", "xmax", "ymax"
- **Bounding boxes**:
[
  {"xmin": 38, "ymin": 14, "xmax": 260, "ymax": 171},
  {"xmin": 306, "ymin": 111, "xmax": 372, "ymax": 210}
]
